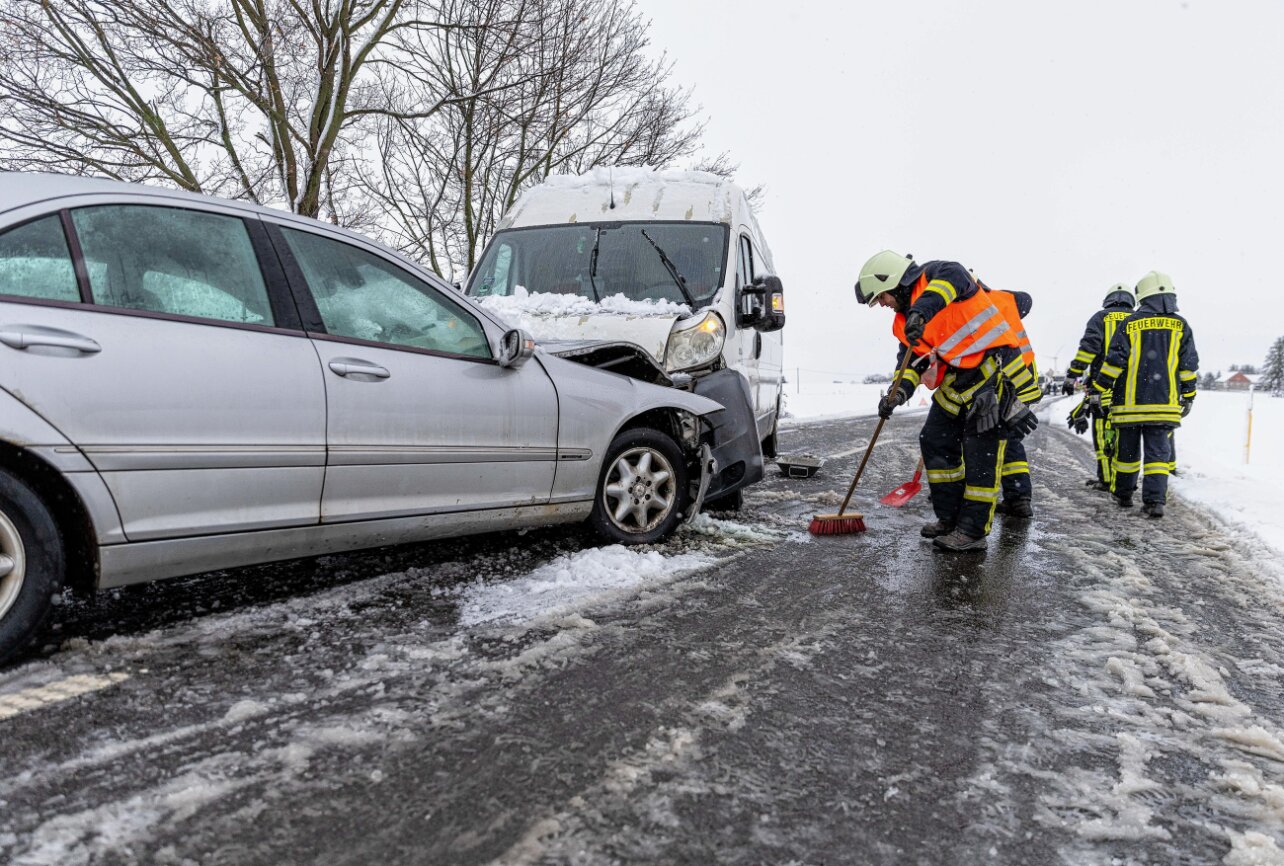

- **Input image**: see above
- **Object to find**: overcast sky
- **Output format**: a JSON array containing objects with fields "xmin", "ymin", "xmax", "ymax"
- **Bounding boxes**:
[{"xmin": 643, "ymin": 0, "xmax": 1284, "ymax": 382}]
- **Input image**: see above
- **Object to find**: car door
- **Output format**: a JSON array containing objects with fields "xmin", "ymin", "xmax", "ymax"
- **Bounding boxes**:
[
  {"xmin": 0, "ymin": 204, "xmax": 326, "ymax": 541},
  {"xmin": 265, "ymin": 221, "xmax": 560, "ymax": 522}
]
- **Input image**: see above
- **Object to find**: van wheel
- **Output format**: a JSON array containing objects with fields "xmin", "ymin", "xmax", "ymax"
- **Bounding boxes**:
[
  {"xmin": 762, "ymin": 395, "xmax": 782, "ymax": 458},
  {"xmin": 590, "ymin": 429, "xmax": 689, "ymax": 545},
  {"xmin": 0, "ymin": 469, "xmax": 64, "ymax": 666}
]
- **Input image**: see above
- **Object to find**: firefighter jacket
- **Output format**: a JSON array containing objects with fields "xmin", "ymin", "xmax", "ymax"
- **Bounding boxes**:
[
  {"xmin": 886, "ymin": 262, "xmax": 1019, "ymax": 410},
  {"xmin": 985, "ymin": 288, "xmax": 1042, "ymax": 405},
  {"xmin": 1067, "ymin": 291, "xmax": 1134, "ymax": 380},
  {"xmin": 1091, "ymin": 294, "xmax": 1199, "ymax": 428}
]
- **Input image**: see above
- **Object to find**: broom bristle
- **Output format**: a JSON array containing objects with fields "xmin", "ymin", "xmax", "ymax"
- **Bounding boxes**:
[{"xmin": 808, "ymin": 513, "xmax": 867, "ymax": 535}]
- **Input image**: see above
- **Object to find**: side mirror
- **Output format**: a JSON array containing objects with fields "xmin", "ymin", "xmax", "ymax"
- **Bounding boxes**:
[
  {"xmin": 743, "ymin": 275, "xmax": 785, "ymax": 333},
  {"xmin": 498, "ymin": 328, "xmax": 536, "ymax": 369}
]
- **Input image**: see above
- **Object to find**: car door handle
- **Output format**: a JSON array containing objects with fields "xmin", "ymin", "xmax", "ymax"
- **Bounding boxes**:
[
  {"xmin": 328, "ymin": 358, "xmax": 390, "ymax": 379},
  {"xmin": 0, "ymin": 325, "xmax": 101, "ymax": 354}
]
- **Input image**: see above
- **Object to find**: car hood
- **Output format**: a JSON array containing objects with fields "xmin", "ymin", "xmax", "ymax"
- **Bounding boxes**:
[
  {"xmin": 540, "ymin": 339, "xmax": 674, "ymax": 386},
  {"xmin": 476, "ymin": 294, "xmax": 683, "ymax": 364}
]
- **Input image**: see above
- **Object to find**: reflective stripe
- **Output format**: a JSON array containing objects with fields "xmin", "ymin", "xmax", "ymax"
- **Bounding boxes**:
[
  {"xmin": 933, "ymin": 390, "xmax": 963, "ymax": 415},
  {"xmin": 937, "ymin": 305, "xmax": 1003, "ymax": 355},
  {"xmin": 928, "ymin": 465, "xmax": 966, "ymax": 483},
  {"xmin": 1143, "ymin": 462, "xmax": 1171, "ymax": 476},
  {"xmin": 963, "ymin": 485, "xmax": 1000, "ymax": 502},
  {"xmin": 1002, "ymin": 356, "xmax": 1026, "ymax": 376},
  {"xmin": 1074, "ymin": 349, "xmax": 1095, "ymax": 363},
  {"xmin": 1179, "ymin": 370, "xmax": 1198, "ymax": 381},
  {"xmin": 902, "ymin": 368, "xmax": 922, "ymax": 387},
  {"xmin": 925, "ymin": 279, "xmax": 958, "ymax": 304},
  {"xmin": 1001, "ymin": 461, "xmax": 1029, "ymax": 477},
  {"xmin": 966, "ymin": 320, "xmax": 1013, "ymax": 356},
  {"xmin": 1114, "ymin": 459, "xmax": 1142, "ymax": 473},
  {"xmin": 1099, "ymin": 362, "xmax": 1123, "ymax": 379}
]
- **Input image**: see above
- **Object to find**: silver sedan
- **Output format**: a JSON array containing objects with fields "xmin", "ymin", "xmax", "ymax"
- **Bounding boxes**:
[{"xmin": 0, "ymin": 173, "xmax": 722, "ymax": 664}]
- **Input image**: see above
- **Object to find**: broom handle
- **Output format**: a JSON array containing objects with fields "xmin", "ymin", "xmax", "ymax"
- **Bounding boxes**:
[{"xmin": 838, "ymin": 345, "xmax": 917, "ymax": 516}]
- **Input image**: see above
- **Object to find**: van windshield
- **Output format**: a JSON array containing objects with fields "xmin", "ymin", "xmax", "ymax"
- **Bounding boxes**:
[{"xmin": 468, "ymin": 222, "xmax": 728, "ymax": 310}]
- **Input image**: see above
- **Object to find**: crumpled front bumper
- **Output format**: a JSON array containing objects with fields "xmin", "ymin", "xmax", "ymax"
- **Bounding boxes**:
[{"xmin": 691, "ymin": 369, "xmax": 764, "ymax": 499}]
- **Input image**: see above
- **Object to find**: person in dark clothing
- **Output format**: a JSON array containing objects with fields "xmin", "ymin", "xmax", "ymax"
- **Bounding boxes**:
[
  {"xmin": 983, "ymin": 285, "xmax": 1041, "ymax": 520},
  {"xmin": 1091, "ymin": 272, "xmax": 1199, "ymax": 518},
  {"xmin": 1066, "ymin": 286, "xmax": 1135, "ymax": 490},
  {"xmin": 857, "ymin": 251, "xmax": 1038, "ymax": 552}
]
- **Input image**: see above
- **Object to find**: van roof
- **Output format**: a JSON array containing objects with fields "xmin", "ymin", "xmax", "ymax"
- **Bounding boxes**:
[{"xmin": 498, "ymin": 166, "xmax": 750, "ymax": 229}]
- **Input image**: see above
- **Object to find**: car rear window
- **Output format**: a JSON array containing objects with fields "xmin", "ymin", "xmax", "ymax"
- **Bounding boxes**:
[
  {"xmin": 72, "ymin": 205, "xmax": 274, "ymax": 326},
  {"xmin": 0, "ymin": 216, "xmax": 80, "ymax": 303}
]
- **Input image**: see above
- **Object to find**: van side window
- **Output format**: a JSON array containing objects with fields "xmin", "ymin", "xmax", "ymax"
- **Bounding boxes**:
[
  {"xmin": 0, "ymin": 216, "xmax": 80, "ymax": 303},
  {"xmin": 72, "ymin": 206, "xmax": 274, "ymax": 325},
  {"xmin": 738, "ymin": 236, "xmax": 755, "ymax": 287},
  {"xmin": 474, "ymin": 242, "xmax": 513, "ymax": 296}
]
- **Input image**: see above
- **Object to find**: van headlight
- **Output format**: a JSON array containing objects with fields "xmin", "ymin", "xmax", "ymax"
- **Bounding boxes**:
[{"xmin": 664, "ymin": 311, "xmax": 726, "ymax": 373}]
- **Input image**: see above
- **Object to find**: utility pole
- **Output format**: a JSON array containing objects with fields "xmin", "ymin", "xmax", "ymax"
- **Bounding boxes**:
[{"xmin": 796, "ymin": 367, "xmax": 800, "ymax": 394}]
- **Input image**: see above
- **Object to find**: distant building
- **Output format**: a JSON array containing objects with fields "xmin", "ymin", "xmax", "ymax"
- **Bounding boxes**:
[{"xmin": 1220, "ymin": 371, "xmax": 1262, "ymax": 391}]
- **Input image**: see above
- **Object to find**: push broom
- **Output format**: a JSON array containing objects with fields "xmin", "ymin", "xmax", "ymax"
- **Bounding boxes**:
[{"xmin": 808, "ymin": 348, "xmax": 916, "ymax": 535}]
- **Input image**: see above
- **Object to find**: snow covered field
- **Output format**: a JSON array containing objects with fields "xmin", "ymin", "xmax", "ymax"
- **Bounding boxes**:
[{"xmin": 780, "ymin": 381, "xmax": 931, "ymax": 425}]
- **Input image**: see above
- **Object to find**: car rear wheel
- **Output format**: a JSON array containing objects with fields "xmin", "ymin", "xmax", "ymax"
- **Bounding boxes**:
[
  {"xmin": 590, "ymin": 429, "xmax": 689, "ymax": 545},
  {"xmin": 0, "ymin": 469, "xmax": 64, "ymax": 666}
]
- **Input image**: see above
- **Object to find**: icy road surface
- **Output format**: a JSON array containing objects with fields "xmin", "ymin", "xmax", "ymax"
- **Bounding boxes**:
[{"xmin": 4, "ymin": 408, "xmax": 1284, "ymax": 865}]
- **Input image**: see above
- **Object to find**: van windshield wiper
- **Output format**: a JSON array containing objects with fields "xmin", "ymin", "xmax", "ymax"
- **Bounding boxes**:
[
  {"xmin": 639, "ymin": 229, "xmax": 695, "ymax": 306},
  {"xmin": 586, "ymin": 226, "xmax": 603, "ymax": 302}
]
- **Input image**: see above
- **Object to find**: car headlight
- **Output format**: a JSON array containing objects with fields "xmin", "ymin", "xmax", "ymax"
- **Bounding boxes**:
[{"xmin": 664, "ymin": 311, "xmax": 726, "ymax": 373}]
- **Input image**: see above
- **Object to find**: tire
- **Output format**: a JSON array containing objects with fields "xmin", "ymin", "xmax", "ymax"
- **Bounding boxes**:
[
  {"xmin": 762, "ymin": 395, "xmax": 782, "ymax": 459},
  {"xmin": 590, "ymin": 428, "xmax": 690, "ymax": 545},
  {"xmin": 0, "ymin": 469, "xmax": 64, "ymax": 666}
]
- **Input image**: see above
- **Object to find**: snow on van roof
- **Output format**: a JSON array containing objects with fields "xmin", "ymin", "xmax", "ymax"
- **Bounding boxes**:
[
  {"xmin": 499, "ymin": 166, "xmax": 745, "ymax": 229},
  {"xmin": 477, "ymin": 285, "xmax": 690, "ymax": 318}
]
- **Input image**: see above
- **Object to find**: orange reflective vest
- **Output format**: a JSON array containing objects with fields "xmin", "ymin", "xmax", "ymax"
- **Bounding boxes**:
[
  {"xmin": 988, "ymin": 289, "xmax": 1034, "ymax": 367},
  {"xmin": 892, "ymin": 275, "xmax": 1017, "ymax": 369}
]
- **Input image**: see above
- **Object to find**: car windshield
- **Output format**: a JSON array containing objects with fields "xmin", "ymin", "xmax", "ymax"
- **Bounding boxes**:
[{"xmin": 468, "ymin": 222, "xmax": 728, "ymax": 309}]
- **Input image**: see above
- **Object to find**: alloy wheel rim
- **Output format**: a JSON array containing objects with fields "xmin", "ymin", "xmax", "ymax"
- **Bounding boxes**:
[
  {"xmin": 0, "ymin": 509, "xmax": 26, "ymax": 621},
  {"xmin": 603, "ymin": 447, "xmax": 677, "ymax": 534}
]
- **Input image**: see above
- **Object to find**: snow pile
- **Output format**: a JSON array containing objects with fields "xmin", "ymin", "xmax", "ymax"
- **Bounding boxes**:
[
  {"xmin": 1167, "ymin": 390, "xmax": 1284, "ymax": 556},
  {"xmin": 477, "ymin": 284, "xmax": 689, "ymax": 319},
  {"xmin": 457, "ymin": 545, "xmax": 715, "ymax": 626}
]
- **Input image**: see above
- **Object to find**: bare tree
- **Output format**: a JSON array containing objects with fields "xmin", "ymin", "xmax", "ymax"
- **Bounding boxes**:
[
  {"xmin": 366, "ymin": 0, "xmax": 709, "ymax": 276},
  {"xmin": 0, "ymin": 0, "xmax": 437, "ymax": 222}
]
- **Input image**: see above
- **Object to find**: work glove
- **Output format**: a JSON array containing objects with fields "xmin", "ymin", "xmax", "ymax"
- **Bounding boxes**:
[
  {"xmin": 1180, "ymin": 396, "xmax": 1194, "ymax": 417},
  {"xmin": 1086, "ymin": 391, "xmax": 1103, "ymax": 417},
  {"xmin": 966, "ymin": 387, "xmax": 1001, "ymax": 434},
  {"xmin": 1001, "ymin": 390, "xmax": 1039, "ymax": 437},
  {"xmin": 1061, "ymin": 377, "xmax": 1077, "ymax": 396},
  {"xmin": 1071, "ymin": 414, "xmax": 1089, "ymax": 434},
  {"xmin": 1066, "ymin": 398, "xmax": 1090, "ymax": 434},
  {"xmin": 903, "ymin": 310, "xmax": 926, "ymax": 347},
  {"xmin": 877, "ymin": 389, "xmax": 905, "ymax": 420}
]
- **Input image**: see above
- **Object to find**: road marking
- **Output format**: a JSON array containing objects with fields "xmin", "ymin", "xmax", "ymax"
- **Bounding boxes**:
[
  {"xmin": 0, "ymin": 672, "xmax": 130, "ymax": 720},
  {"xmin": 826, "ymin": 443, "xmax": 870, "ymax": 460}
]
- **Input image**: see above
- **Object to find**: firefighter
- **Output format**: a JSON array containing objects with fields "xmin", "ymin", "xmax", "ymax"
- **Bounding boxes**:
[
  {"xmin": 1065, "ymin": 286, "xmax": 1135, "ymax": 490},
  {"xmin": 857, "ymin": 251, "xmax": 1038, "ymax": 551},
  {"xmin": 1090, "ymin": 271, "xmax": 1199, "ymax": 518}
]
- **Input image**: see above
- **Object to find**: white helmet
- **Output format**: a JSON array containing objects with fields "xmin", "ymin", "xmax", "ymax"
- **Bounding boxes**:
[
  {"xmin": 1135, "ymin": 271, "xmax": 1175, "ymax": 301},
  {"xmin": 857, "ymin": 250, "xmax": 914, "ymax": 307}
]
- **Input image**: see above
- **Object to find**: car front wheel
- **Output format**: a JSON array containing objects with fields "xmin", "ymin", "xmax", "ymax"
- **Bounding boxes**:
[
  {"xmin": 590, "ymin": 428, "xmax": 690, "ymax": 545},
  {"xmin": 0, "ymin": 469, "xmax": 64, "ymax": 666}
]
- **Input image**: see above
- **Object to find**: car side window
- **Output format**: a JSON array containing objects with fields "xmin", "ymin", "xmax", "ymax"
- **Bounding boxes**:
[
  {"xmin": 0, "ymin": 216, "xmax": 80, "ymax": 303},
  {"xmin": 71, "ymin": 205, "xmax": 273, "ymax": 325},
  {"xmin": 279, "ymin": 227, "xmax": 491, "ymax": 359}
]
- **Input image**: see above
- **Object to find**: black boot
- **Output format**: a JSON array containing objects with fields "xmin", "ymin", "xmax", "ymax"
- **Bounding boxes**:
[
  {"xmin": 1000, "ymin": 497, "xmax": 1033, "ymax": 519},
  {"xmin": 1114, "ymin": 493, "xmax": 1134, "ymax": 508},
  {"xmin": 1086, "ymin": 480, "xmax": 1110, "ymax": 492},
  {"xmin": 1142, "ymin": 502, "xmax": 1165, "ymax": 519},
  {"xmin": 920, "ymin": 520, "xmax": 956, "ymax": 539},
  {"xmin": 933, "ymin": 530, "xmax": 987, "ymax": 552}
]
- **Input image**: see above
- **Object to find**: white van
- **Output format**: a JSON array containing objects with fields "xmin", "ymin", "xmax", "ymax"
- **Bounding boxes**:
[{"xmin": 466, "ymin": 167, "xmax": 785, "ymax": 507}]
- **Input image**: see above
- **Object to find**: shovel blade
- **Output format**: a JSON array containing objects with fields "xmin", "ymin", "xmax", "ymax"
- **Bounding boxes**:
[{"xmin": 879, "ymin": 479, "xmax": 923, "ymax": 507}]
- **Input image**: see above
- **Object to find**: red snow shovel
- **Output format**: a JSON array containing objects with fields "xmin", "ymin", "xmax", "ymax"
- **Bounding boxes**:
[{"xmin": 879, "ymin": 457, "xmax": 924, "ymax": 507}]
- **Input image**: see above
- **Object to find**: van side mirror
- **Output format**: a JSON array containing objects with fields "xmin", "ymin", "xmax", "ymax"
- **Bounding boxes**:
[
  {"xmin": 498, "ymin": 328, "xmax": 536, "ymax": 368},
  {"xmin": 739, "ymin": 276, "xmax": 786, "ymax": 333}
]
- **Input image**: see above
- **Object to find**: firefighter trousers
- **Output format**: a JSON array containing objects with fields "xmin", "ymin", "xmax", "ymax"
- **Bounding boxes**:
[
  {"xmin": 920, "ymin": 400, "xmax": 1007, "ymax": 538},
  {"xmin": 1111, "ymin": 425, "xmax": 1175, "ymax": 504},
  {"xmin": 1091, "ymin": 414, "xmax": 1117, "ymax": 485},
  {"xmin": 1001, "ymin": 436, "xmax": 1031, "ymax": 502}
]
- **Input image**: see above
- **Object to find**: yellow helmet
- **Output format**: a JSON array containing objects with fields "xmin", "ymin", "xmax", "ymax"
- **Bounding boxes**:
[
  {"xmin": 1135, "ymin": 271, "xmax": 1175, "ymax": 301},
  {"xmin": 856, "ymin": 250, "xmax": 914, "ymax": 307}
]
